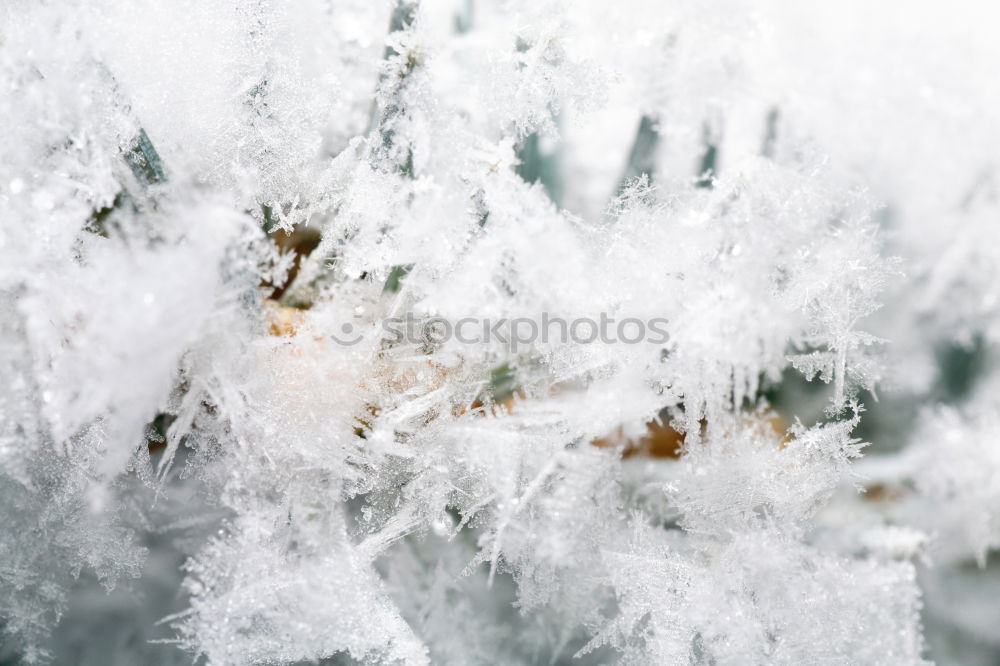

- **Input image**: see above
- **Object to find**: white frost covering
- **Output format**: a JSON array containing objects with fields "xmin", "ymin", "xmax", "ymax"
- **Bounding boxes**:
[{"xmin": 2, "ymin": 1, "xmax": 999, "ymax": 664}]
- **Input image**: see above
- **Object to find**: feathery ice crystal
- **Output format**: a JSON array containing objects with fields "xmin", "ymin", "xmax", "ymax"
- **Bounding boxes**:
[{"xmin": 2, "ymin": 1, "xmax": 1000, "ymax": 664}]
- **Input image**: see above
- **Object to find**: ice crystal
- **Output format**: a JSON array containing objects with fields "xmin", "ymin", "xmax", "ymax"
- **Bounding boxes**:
[{"xmin": 2, "ymin": 1, "xmax": 999, "ymax": 664}]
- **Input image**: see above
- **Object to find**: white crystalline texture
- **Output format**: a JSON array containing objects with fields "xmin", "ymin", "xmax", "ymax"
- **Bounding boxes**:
[{"xmin": 2, "ymin": 1, "xmax": 999, "ymax": 665}]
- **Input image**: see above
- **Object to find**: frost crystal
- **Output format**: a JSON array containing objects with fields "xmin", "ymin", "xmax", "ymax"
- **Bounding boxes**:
[{"xmin": 2, "ymin": 1, "xmax": 998, "ymax": 664}]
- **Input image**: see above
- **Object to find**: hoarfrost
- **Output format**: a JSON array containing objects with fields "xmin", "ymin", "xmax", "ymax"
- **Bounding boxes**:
[{"xmin": 3, "ymin": 1, "xmax": 999, "ymax": 664}]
